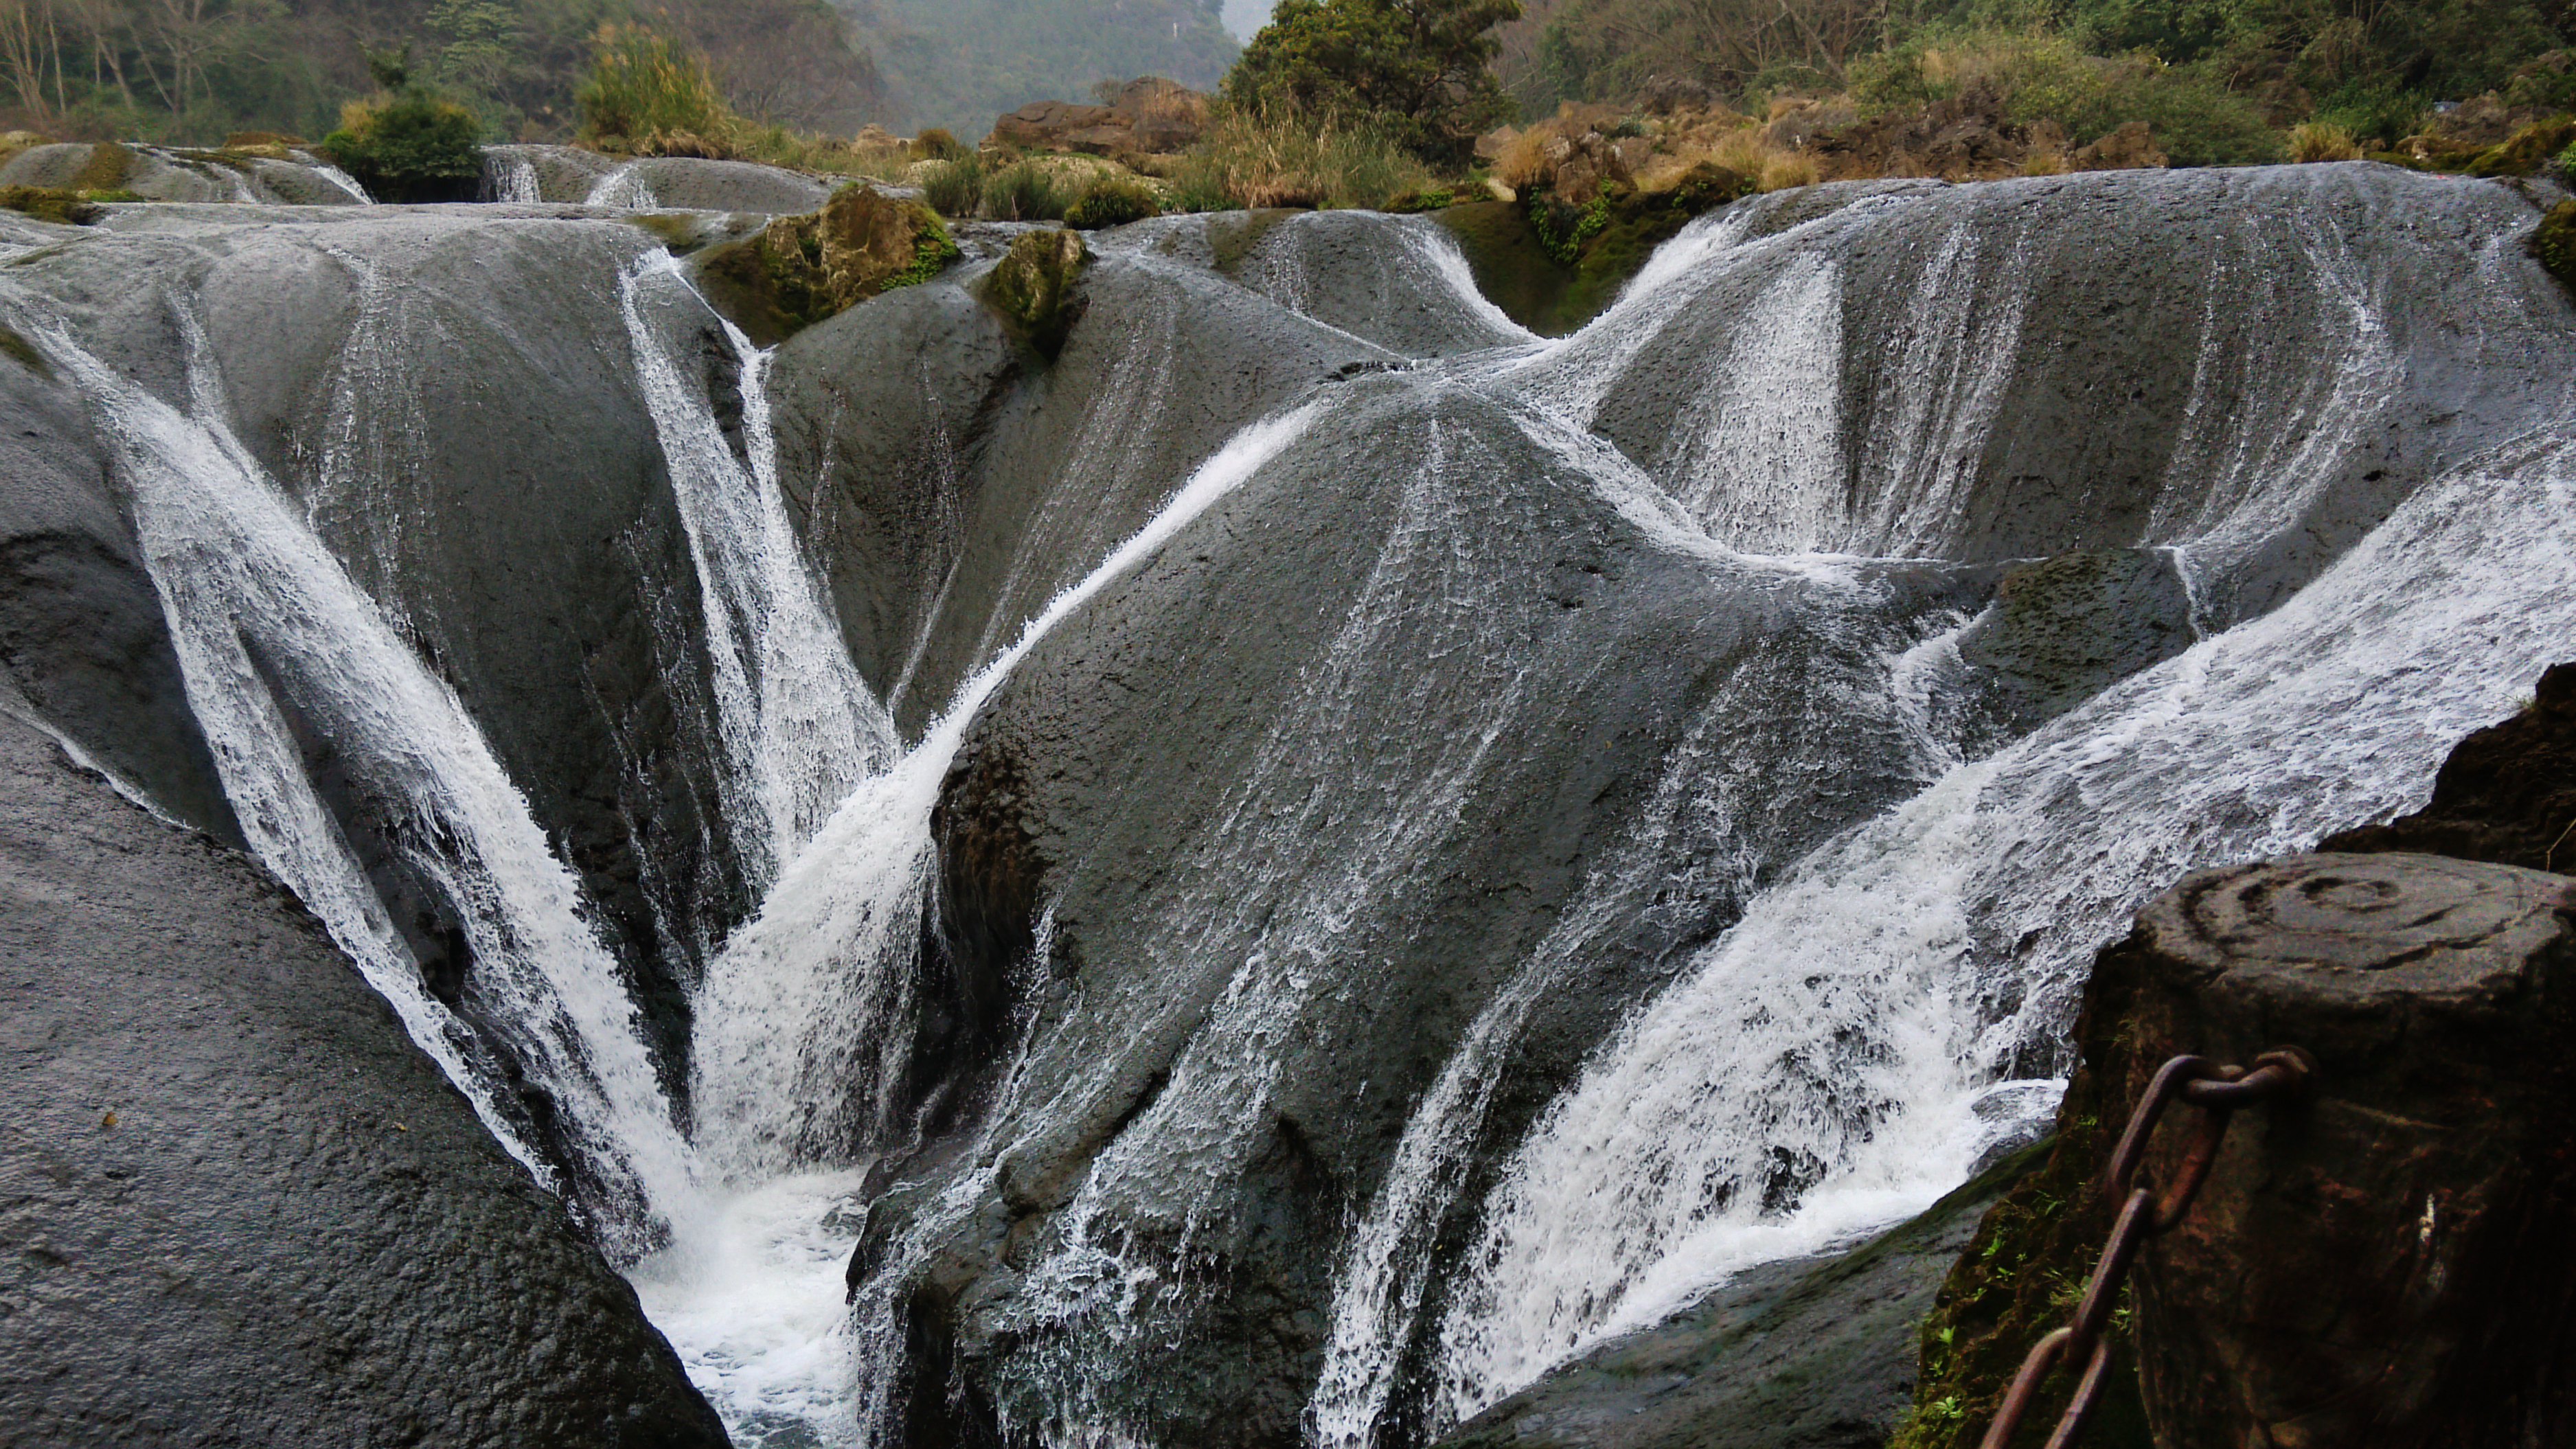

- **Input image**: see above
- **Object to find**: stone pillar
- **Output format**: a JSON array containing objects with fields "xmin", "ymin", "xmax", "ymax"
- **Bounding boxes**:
[{"xmin": 2091, "ymin": 851, "xmax": 2576, "ymax": 1448}]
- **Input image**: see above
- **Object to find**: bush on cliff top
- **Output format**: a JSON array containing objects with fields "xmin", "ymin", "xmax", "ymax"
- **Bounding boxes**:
[
  {"xmin": 321, "ymin": 53, "xmax": 486, "ymax": 202},
  {"xmin": 1223, "ymin": 0, "xmax": 1521, "ymax": 159},
  {"xmin": 576, "ymin": 26, "xmax": 737, "ymax": 153}
]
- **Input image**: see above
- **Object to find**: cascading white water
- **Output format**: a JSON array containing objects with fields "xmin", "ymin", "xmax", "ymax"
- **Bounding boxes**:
[
  {"xmin": 304, "ymin": 157, "xmax": 376, "ymax": 204},
  {"xmin": 23, "ymin": 304, "xmax": 696, "ymax": 1256},
  {"xmin": 636, "ymin": 404, "xmax": 1322, "ymax": 1443},
  {"xmin": 22, "ymin": 166, "xmax": 2569, "ymax": 1449},
  {"xmin": 589, "ymin": 163, "xmax": 659, "ymax": 209},
  {"xmin": 1429, "ymin": 429, "xmax": 2576, "ymax": 1422},
  {"xmin": 492, "ymin": 152, "xmax": 543, "ymax": 204},
  {"xmin": 617, "ymin": 255, "xmax": 899, "ymax": 887}
]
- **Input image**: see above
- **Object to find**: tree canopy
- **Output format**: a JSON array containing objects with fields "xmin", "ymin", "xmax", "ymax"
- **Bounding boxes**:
[{"xmin": 1223, "ymin": 0, "xmax": 1521, "ymax": 155}]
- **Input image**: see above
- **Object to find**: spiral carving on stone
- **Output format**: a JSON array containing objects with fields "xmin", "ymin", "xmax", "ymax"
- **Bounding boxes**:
[{"xmin": 2182, "ymin": 852, "xmax": 2570, "ymax": 980}]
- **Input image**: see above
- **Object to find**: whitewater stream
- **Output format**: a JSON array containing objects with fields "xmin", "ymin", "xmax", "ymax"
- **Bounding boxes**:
[{"xmin": 5, "ymin": 162, "xmax": 2573, "ymax": 1448}]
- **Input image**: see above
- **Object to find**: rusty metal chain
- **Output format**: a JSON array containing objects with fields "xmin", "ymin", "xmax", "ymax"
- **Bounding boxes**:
[{"xmin": 1977, "ymin": 1047, "xmax": 2316, "ymax": 1449}]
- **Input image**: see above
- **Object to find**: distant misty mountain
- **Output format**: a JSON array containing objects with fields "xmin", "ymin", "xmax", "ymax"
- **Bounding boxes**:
[{"xmin": 839, "ymin": 0, "xmax": 1241, "ymax": 139}]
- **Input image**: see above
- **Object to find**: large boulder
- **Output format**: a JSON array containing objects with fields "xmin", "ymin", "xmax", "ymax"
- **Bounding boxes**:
[{"xmin": 0, "ymin": 703, "xmax": 728, "ymax": 1447}]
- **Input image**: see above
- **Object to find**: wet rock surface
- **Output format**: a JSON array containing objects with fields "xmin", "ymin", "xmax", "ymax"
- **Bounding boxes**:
[
  {"xmin": 0, "ymin": 161, "xmax": 2572, "ymax": 1449},
  {"xmin": 2321, "ymin": 659, "xmax": 2576, "ymax": 871},
  {"xmin": 0, "ymin": 706, "xmax": 727, "ymax": 1448},
  {"xmin": 1, "ymin": 207, "xmax": 749, "ymax": 1117},
  {"xmin": 1437, "ymin": 1143, "xmax": 2051, "ymax": 1449}
]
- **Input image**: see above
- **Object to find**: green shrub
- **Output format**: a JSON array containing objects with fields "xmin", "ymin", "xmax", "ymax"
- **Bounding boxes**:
[
  {"xmin": 321, "ymin": 80, "xmax": 486, "ymax": 203},
  {"xmin": 981, "ymin": 159, "xmax": 1073, "ymax": 221},
  {"xmin": 1164, "ymin": 104, "xmax": 1437, "ymax": 209},
  {"xmin": 2288, "ymin": 121, "xmax": 2361, "ymax": 161},
  {"xmin": 912, "ymin": 128, "xmax": 970, "ymax": 161},
  {"xmin": 920, "ymin": 156, "xmax": 985, "ymax": 216},
  {"xmin": 2534, "ymin": 198, "xmax": 2576, "ymax": 295},
  {"xmin": 1854, "ymin": 30, "xmax": 2282, "ymax": 166},
  {"xmin": 1222, "ymin": 0, "xmax": 1520, "ymax": 159},
  {"xmin": 575, "ymin": 25, "xmax": 732, "ymax": 150},
  {"xmin": 2309, "ymin": 80, "xmax": 2430, "ymax": 149},
  {"xmin": 1528, "ymin": 185, "xmax": 1611, "ymax": 264},
  {"xmin": 1384, "ymin": 186, "xmax": 1455, "ymax": 212},
  {"xmin": 1064, "ymin": 174, "xmax": 1161, "ymax": 228}
]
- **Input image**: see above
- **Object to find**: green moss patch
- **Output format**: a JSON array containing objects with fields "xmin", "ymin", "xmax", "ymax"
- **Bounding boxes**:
[
  {"xmin": 2534, "ymin": 199, "xmax": 2576, "ymax": 298},
  {"xmin": 0, "ymin": 323, "xmax": 49, "ymax": 376},
  {"xmin": 1437, "ymin": 169, "xmax": 1748, "ymax": 336},
  {"xmin": 977, "ymin": 226, "xmax": 1088, "ymax": 358},
  {"xmin": 698, "ymin": 184, "xmax": 959, "ymax": 345},
  {"xmin": 1891, "ymin": 1082, "xmax": 2153, "ymax": 1449},
  {"xmin": 71, "ymin": 141, "xmax": 133, "ymax": 192},
  {"xmin": 2467, "ymin": 114, "xmax": 2576, "ymax": 176},
  {"xmin": 0, "ymin": 185, "xmax": 102, "ymax": 225}
]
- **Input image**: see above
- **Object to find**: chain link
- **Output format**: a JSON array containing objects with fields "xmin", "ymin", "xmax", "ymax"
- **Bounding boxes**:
[{"xmin": 1976, "ymin": 1047, "xmax": 2316, "ymax": 1449}]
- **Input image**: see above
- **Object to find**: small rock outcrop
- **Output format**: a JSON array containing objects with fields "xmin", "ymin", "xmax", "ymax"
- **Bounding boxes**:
[
  {"xmin": 2321, "ymin": 660, "xmax": 2576, "ymax": 870},
  {"xmin": 985, "ymin": 78, "xmax": 1209, "ymax": 155},
  {"xmin": 698, "ymin": 183, "xmax": 960, "ymax": 342},
  {"xmin": 974, "ymin": 225, "xmax": 1088, "ymax": 357}
]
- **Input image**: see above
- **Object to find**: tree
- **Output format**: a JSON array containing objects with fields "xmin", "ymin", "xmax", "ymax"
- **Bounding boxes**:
[{"xmin": 1222, "ymin": 0, "xmax": 1520, "ymax": 156}]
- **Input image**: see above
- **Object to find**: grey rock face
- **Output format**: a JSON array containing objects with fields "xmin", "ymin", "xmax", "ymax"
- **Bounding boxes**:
[
  {"xmin": 0, "ymin": 141, "xmax": 369, "ymax": 205},
  {"xmin": 0, "ymin": 706, "xmax": 727, "ymax": 1448},
  {"xmin": 1104, "ymin": 209, "xmax": 1535, "ymax": 356},
  {"xmin": 767, "ymin": 243, "xmax": 1397, "ymax": 735},
  {"xmin": 846, "ymin": 163, "xmax": 2576, "ymax": 1449},
  {"xmin": 482, "ymin": 146, "xmax": 834, "ymax": 212}
]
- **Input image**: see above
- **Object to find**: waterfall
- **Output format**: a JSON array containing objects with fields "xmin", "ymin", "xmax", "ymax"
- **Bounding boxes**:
[
  {"xmin": 305, "ymin": 157, "xmax": 376, "ymax": 204},
  {"xmin": 589, "ymin": 163, "xmax": 659, "ymax": 209},
  {"xmin": 16, "ymin": 165, "xmax": 2567, "ymax": 1449},
  {"xmin": 637, "ymin": 403, "xmax": 1321, "ymax": 1441},
  {"xmin": 23, "ymin": 304, "xmax": 697, "ymax": 1257},
  {"xmin": 617, "ymin": 255, "xmax": 899, "ymax": 889},
  {"xmin": 1429, "ymin": 427, "xmax": 2576, "ymax": 1423},
  {"xmin": 490, "ymin": 151, "xmax": 542, "ymax": 204}
]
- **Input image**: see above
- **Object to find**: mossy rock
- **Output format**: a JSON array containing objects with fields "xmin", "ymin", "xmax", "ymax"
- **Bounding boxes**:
[
  {"xmin": 698, "ymin": 183, "xmax": 960, "ymax": 344},
  {"xmin": 2533, "ymin": 198, "xmax": 2576, "ymax": 298},
  {"xmin": 0, "ymin": 322, "xmax": 49, "ymax": 374},
  {"xmin": 71, "ymin": 141, "xmax": 133, "ymax": 193},
  {"xmin": 976, "ymin": 226, "xmax": 1088, "ymax": 358},
  {"xmin": 1064, "ymin": 177, "xmax": 1159, "ymax": 231},
  {"xmin": 1206, "ymin": 208, "xmax": 1297, "ymax": 274},
  {"xmin": 2466, "ymin": 115, "xmax": 2576, "ymax": 176},
  {"xmin": 1435, "ymin": 168, "xmax": 1747, "ymax": 336},
  {"xmin": 0, "ymin": 185, "xmax": 101, "ymax": 225}
]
